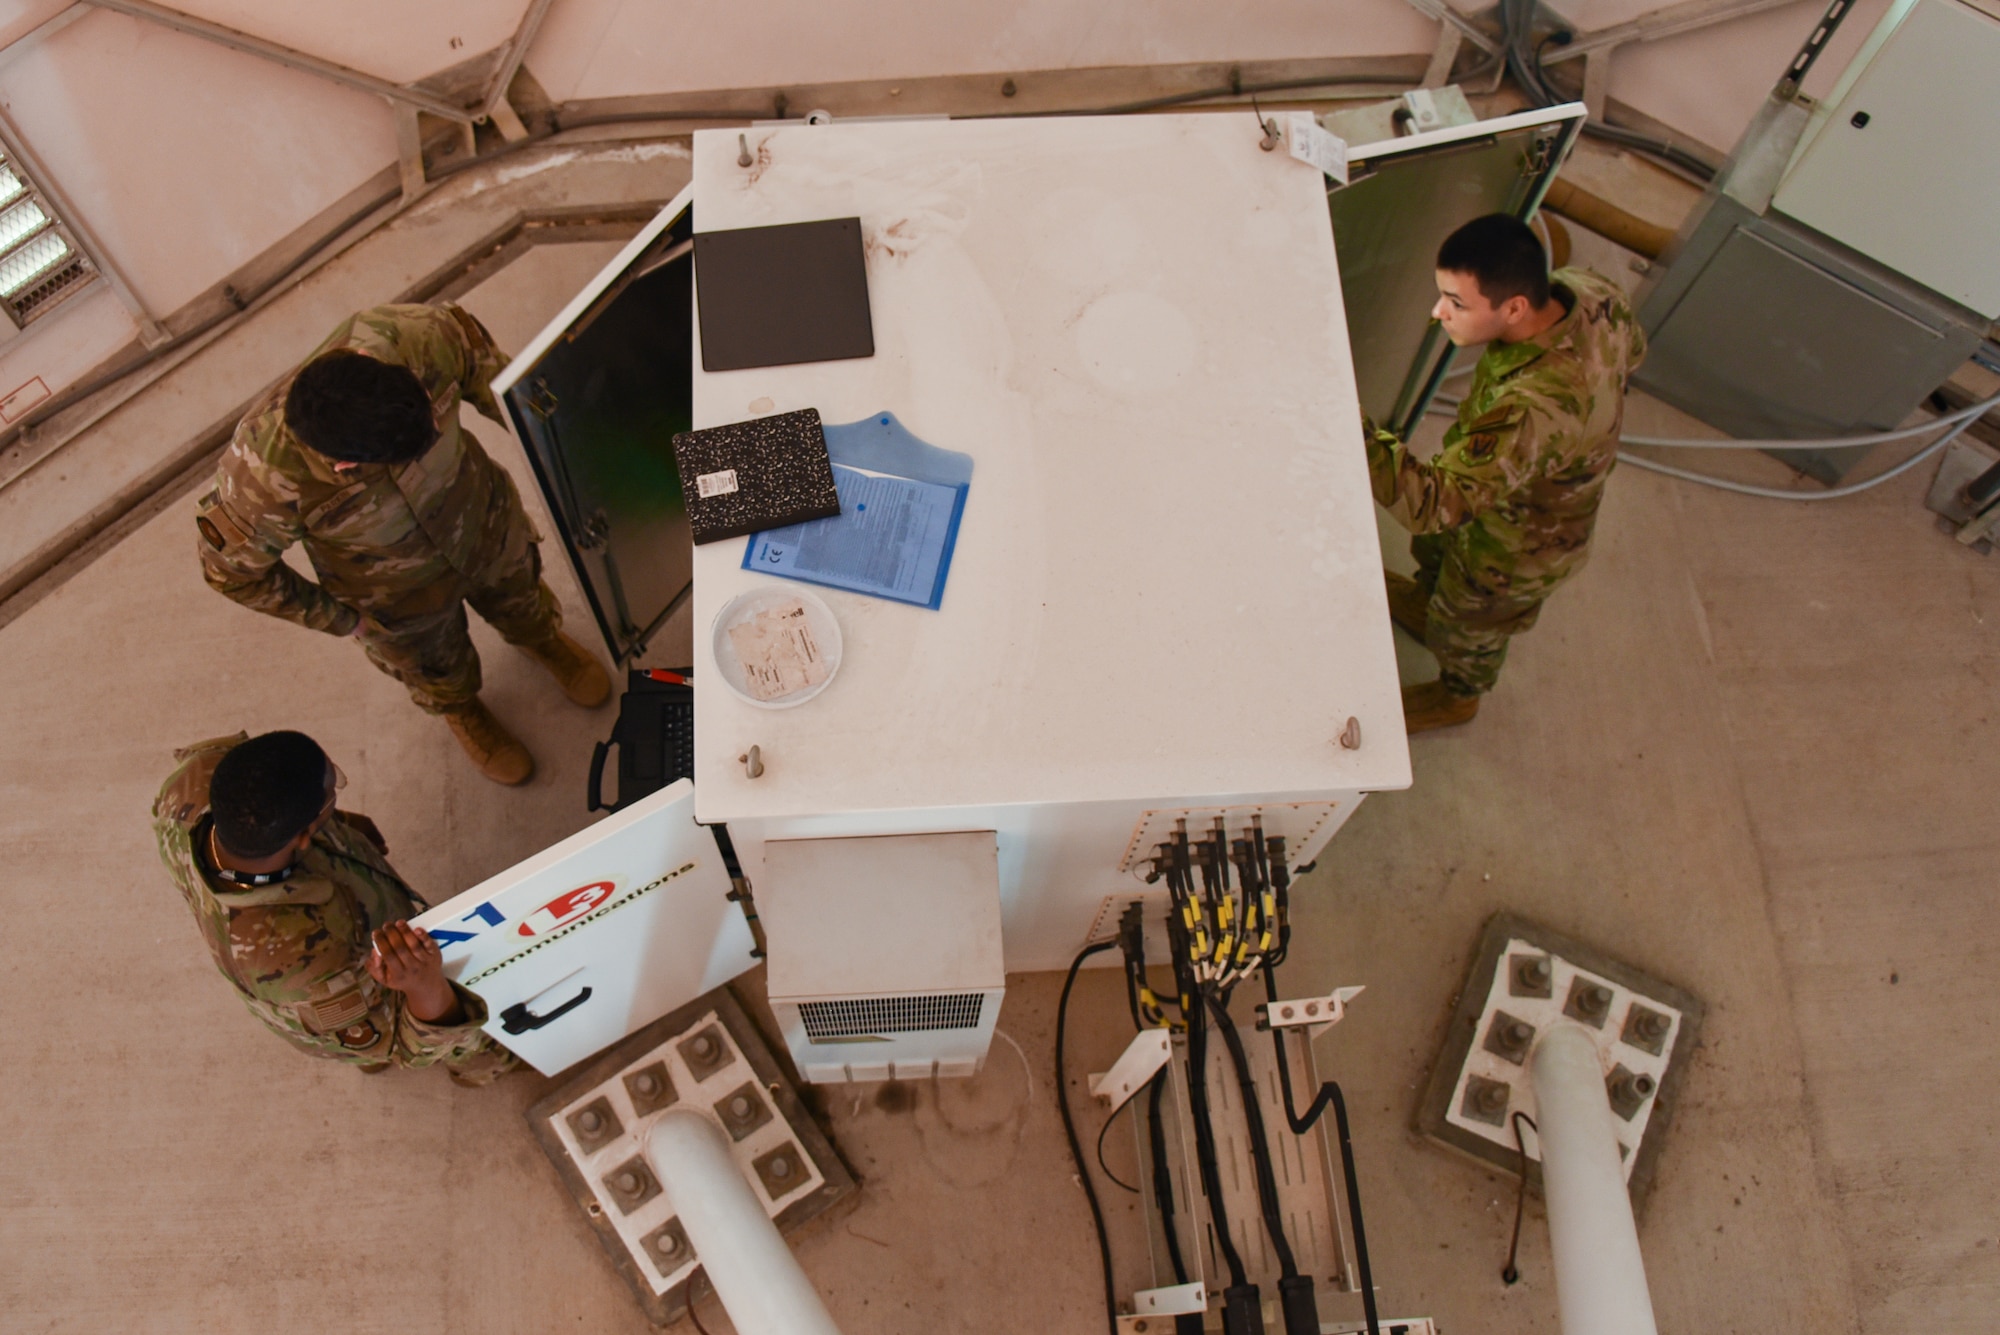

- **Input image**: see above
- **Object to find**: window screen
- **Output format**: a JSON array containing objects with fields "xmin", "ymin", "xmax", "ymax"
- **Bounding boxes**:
[{"xmin": 0, "ymin": 152, "xmax": 92, "ymax": 326}]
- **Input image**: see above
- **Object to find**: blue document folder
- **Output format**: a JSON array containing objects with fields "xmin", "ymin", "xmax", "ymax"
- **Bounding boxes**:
[{"xmin": 742, "ymin": 412, "xmax": 971, "ymax": 609}]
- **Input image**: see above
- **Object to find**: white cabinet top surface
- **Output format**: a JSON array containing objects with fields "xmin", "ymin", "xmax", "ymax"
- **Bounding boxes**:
[{"xmin": 688, "ymin": 114, "xmax": 1408, "ymax": 820}]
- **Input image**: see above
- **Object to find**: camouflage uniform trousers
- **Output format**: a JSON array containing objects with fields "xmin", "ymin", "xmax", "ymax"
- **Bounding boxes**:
[
  {"xmin": 356, "ymin": 538, "xmax": 563, "ymax": 715},
  {"xmin": 1408, "ymin": 532, "xmax": 1571, "ymax": 698}
]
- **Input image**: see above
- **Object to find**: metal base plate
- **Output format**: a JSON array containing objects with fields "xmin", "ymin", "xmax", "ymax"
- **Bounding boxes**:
[
  {"xmin": 527, "ymin": 985, "xmax": 857, "ymax": 1326},
  {"xmin": 1415, "ymin": 913, "xmax": 1704, "ymax": 1214}
]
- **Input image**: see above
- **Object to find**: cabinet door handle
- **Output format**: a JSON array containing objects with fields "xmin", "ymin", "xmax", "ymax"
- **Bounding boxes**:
[{"xmin": 500, "ymin": 986, "xmax": 593, "ymax": 1034}]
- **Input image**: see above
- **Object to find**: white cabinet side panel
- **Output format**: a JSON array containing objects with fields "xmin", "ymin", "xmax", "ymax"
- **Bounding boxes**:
[{"xmin": 1771, "ymin": 0, "xmax": 2000, "ymax": 314}]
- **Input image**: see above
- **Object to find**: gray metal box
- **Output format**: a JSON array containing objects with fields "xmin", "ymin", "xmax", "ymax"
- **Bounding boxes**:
[
  {"xmin": 1632, "ymin": 8, "xmax": 1999, "ymax": 486},
  {"xmin": 1636, "ymin": 193, "xmax": 1986, "ymax": 483}
]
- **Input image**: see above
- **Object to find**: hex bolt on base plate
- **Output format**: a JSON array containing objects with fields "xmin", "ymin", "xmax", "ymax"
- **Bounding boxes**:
[
  {"xmin": 715, "ymin": 1081, "xmax": 775, "ymax": 1141},
  {"xmin": 567, "ymin": 1096, "xmax": 623, "ymax": 1153},
  {"xmin": 624, "ymin": 1062, "xmax": 676, "ymax": 1116},
  {"xmin": 1416, "ymin": 912, "xmax": 1706, "ymax": 1213},
  {"xmin": 1509, "ymin": 953, "xmax": 1553, "ymax": 998},
  {"xmin": 1460, "ymin": 1074, "xmax": 1513, "ymax": 1126},
  {"xmin": 678, "ymin": 1024, "xmax": 734, "ymax": 1083},
  {"xmin": 1482, "ymin": 1011, "xmax": 1536, "ymax": 1066},
  {"xmin": 641, "ymin": 1218, "xmax": 693, "ymax": 1278}
]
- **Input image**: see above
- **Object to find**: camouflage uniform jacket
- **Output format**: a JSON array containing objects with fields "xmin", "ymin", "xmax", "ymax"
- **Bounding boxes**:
[
  {"xmin": 197, "ymin": 303, "xmax": 530, "ymax": 634},
  {"xmin": 152, "ymin": 734, "xmax": 493, "ymax": 1067},
  {"xmin": 1367, "ymin": 267, "xmax": 1648, "ymax": 586}
]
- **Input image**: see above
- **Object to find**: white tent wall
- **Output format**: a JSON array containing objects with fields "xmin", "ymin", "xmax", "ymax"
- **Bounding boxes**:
[{"xmin": 0, "ymin": 0, "xmax": 1894, "ymax": 407}]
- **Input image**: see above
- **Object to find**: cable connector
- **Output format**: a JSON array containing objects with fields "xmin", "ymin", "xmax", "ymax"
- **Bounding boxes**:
[{"xmin": 1221, "ymin": 1283, "xmax": 1266, "ymax": 1335}]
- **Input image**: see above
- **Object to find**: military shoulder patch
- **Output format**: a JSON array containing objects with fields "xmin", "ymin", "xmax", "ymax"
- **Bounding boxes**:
[{"xmin": 195, "ymin": 490, "xmax": 253, "ymax": 549}]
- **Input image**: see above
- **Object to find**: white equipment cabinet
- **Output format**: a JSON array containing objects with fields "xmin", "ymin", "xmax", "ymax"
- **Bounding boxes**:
[
  {"xmin": 483, "ymin": 114, "xmax": 1408, "ymax": 1082},
  {"xmin": 1770, "ymin": 0, "xmax": 2000, "ymax": 318}
]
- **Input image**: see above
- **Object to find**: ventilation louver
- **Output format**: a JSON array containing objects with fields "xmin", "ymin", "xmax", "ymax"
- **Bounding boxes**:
[{"xmin": 799, "ymin": 993, "xmax": 984, "ymax": 1040}]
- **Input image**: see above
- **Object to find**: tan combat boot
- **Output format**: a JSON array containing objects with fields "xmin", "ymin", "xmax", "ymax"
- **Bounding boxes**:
[
  {"xmin": 518, "ymin": 631, "xmax": 612, "ymax": 708},
  {"xmin": 1384, "ymin": 572, "xmax": 1431, "ymax": 641},
  {"xmin": 443, "ymin": 698, "xmax": 535, "ymax": 785},
  {"xmin": 1401, "ymin": 680, "xmax": 1480, "ymax": 733}
]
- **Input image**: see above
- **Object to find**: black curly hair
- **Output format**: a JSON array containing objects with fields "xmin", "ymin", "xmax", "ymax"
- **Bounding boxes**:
[
  {"xmin": 210, "ymin": 731, "xmax": 334, "ymax": 860},
  {"xmin": 283, "ymin": 349, "xmax": 437, "ymax": 463}
]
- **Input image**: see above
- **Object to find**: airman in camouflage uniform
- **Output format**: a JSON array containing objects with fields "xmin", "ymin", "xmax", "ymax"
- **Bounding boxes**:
[
  {"xmin": 1368, "ymin": 229, "xmax": 1647, "ymax": 731},
  {"xmin": 153, "ymin": 732, "xmax": 518, "ymax": 1083},
  {"xmin": 195, "ymin": 303, "xmax": 609, "ymax": 784}
]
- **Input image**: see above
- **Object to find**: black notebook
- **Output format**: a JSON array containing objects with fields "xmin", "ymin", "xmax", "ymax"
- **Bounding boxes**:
[
  {"xmin": 672, "ymin": 408, "xmax": 841, "ymax": 545},
  {"xmin": 693, "ymin": 218, "xmax": 874, "ymax": 372}
]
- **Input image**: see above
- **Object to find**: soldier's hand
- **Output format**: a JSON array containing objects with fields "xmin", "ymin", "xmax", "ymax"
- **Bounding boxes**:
[{"xmin": 367, "ymin": 921, "xmax": 462, "ymax": 1024}]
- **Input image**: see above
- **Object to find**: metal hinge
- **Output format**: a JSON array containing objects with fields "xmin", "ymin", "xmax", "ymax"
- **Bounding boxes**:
[{"xmin": 523, "ymin": 378, "xmax": 558, "ymax": 419}]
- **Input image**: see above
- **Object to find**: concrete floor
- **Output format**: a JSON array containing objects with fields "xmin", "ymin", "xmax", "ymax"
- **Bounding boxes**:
[{"xmin": 1, "ymin": 143, "xmax": 1995, "ymax": 1335}]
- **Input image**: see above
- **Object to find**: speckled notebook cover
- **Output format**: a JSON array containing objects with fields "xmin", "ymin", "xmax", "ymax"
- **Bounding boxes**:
[{"xmin": 671, "ymin": 408, "xmax": 841, "ymax": 545}]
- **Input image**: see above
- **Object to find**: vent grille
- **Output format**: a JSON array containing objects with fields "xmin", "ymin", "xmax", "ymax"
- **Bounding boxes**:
[
  {"xmin": 800, "ymin": 993, "xmax": 984, "ymax": 1040},
  {"xmin": 11, "ymin": 254, "xmax": 89, "ymax": 320},
  {"xmin": 0, "ymin": 146, "xmax": 98, "ymax": 326}
]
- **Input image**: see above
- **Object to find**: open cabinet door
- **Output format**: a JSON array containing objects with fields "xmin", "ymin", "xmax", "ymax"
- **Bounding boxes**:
[
  {"xmin": 413, "ymin": 779, "xmax": 756, "ymax": 1076},
  {"xmin": 1327, "ymin": 104, "xmax": 1586, "ymax": 439},
  {"xmin": 494, "ymin": 188, "xmax": 697, "ymax": 663}
]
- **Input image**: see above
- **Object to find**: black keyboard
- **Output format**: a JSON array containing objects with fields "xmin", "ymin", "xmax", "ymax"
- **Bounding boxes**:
[{"xmin": 589, "ymin": 669, "xmax": 696, "ymax": 812}]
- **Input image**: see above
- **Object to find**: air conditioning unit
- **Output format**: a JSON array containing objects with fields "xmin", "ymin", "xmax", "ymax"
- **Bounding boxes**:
[{"xmin": 759, "ymin": 831, "xmax": 1004, "ymax": 1083}]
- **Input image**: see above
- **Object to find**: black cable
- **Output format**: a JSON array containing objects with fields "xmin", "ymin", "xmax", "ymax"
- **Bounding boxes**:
[
  {"xmin": 1265, "ymin": 836, "xmax": 1292, "ymax": 968},
  {"xmin": 1262, "ymin": 965, "xmax": 1380, "ymax": 1335},
  {"xmin": 1145, "ymin": 1073, "xmax": 1191, "ymax": 1285},
  {"xmin": 1096, "ymin": 1095, "xmax": 1142, "ymax": 1193},
  {"xmin": 686, "ymin": 1270, "xmax": 714, "ymax": 1335},
  {"xmin": 1263, "ymin": 966, "xmax": 1339, "ymax": 1135},
  {"xmin": 1035, "ymin": 72, "xmax": 1422, "ymax": 118},
  {"xmin": 1120, "ymin": 951, "xmax": 1146, "ymax": 1031},
  {"xmin": 1578, "ymin": 122, "xmax": 1716, "ymax": 183},
  {"xmin": 1320, "ymin": 1079, "xmax": 1381, "ymax": 1335},
  {"xmin": 1182, "ymin": 964, "xmax": 1250, "ymax": 1290},
  {"xmin": 1204, "ymin": 991, "xmax": 1301, "ymax": 1280},
  {"xmin": 1500, "ymin": 0, "xmax": 1718, "ymax": 183},
  {"xmin": 1058, "ymin": 941, "xmax": 1122, "ymax": 1335},
  {"xmin": 1502, "ymin": 1112, "xmax": 1539, "ymax": 1285}
]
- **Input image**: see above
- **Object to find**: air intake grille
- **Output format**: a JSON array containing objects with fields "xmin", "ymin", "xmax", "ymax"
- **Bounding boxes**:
[
  {"xmin": 800, "ymin": 993, "xmax": 984, "ymax": 1040},
  {"xmin": 12, "ymin": 254, "xmax": 89, "ymax": 321}
]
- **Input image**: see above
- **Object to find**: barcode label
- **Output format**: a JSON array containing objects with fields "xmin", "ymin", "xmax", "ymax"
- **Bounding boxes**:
[{"xmin": 696, "ymin": 469, "xmax": 739, "ymax": 498}]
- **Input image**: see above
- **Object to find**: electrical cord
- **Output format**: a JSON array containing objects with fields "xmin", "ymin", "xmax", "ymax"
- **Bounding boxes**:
[
  {"xmin": 1145, "ymin": 1073, "xmax": 1192, "ymax": 1286},
  {"xmin": 1617, "ymin": 421, "xmax": 1973, "ymax": 500},
  {"xmin": 687, "ymin": 1269, "xmax": 715, "ymax": 1335},
  {"xmin": 1502, "ymin": 1112, "xmax": 1539, "ymax": 1285},
  {"xmin": 1181, "ymin": 981, "xmax": 1251, "ymax": 1291},
  {"xmin": 1096, "ymin": 1095, "xmax": 1142, "ymax": 1193},
  {"xmin": 1262, "ymin": 965, "xmax": 1381, "ymax": 1335},
  {"xmin": 1429, "ymin": 385, "xmax": 2000, "ymax": 449},
  {"xmin": 1501, "ymin": 0, "xmax": 1718, "ymax": 182},
  {"xmin": 1205, "ymin": 991, "xmax": 1302, "ymax": 1282},
  {"xmin": 1425, "ymin": 380, "xmax": 2000, "ymax": 501},
  {"xmin": 1037, "ymin": 72, "xmax": 1421, "ymax": 118},
  {"xmin": 1058, "ymin": 940, "xmax": 1122, "ymax": 1335}
]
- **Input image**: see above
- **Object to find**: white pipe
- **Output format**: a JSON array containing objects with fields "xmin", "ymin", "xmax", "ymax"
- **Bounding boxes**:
[
  {"xmin": 1529, "ymin": 1023, "xmax": 1660, "ymax": 1335},
  {"xmin": 645, "ymin": 1109, "xmax": 844, "ymax": 1335}
]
